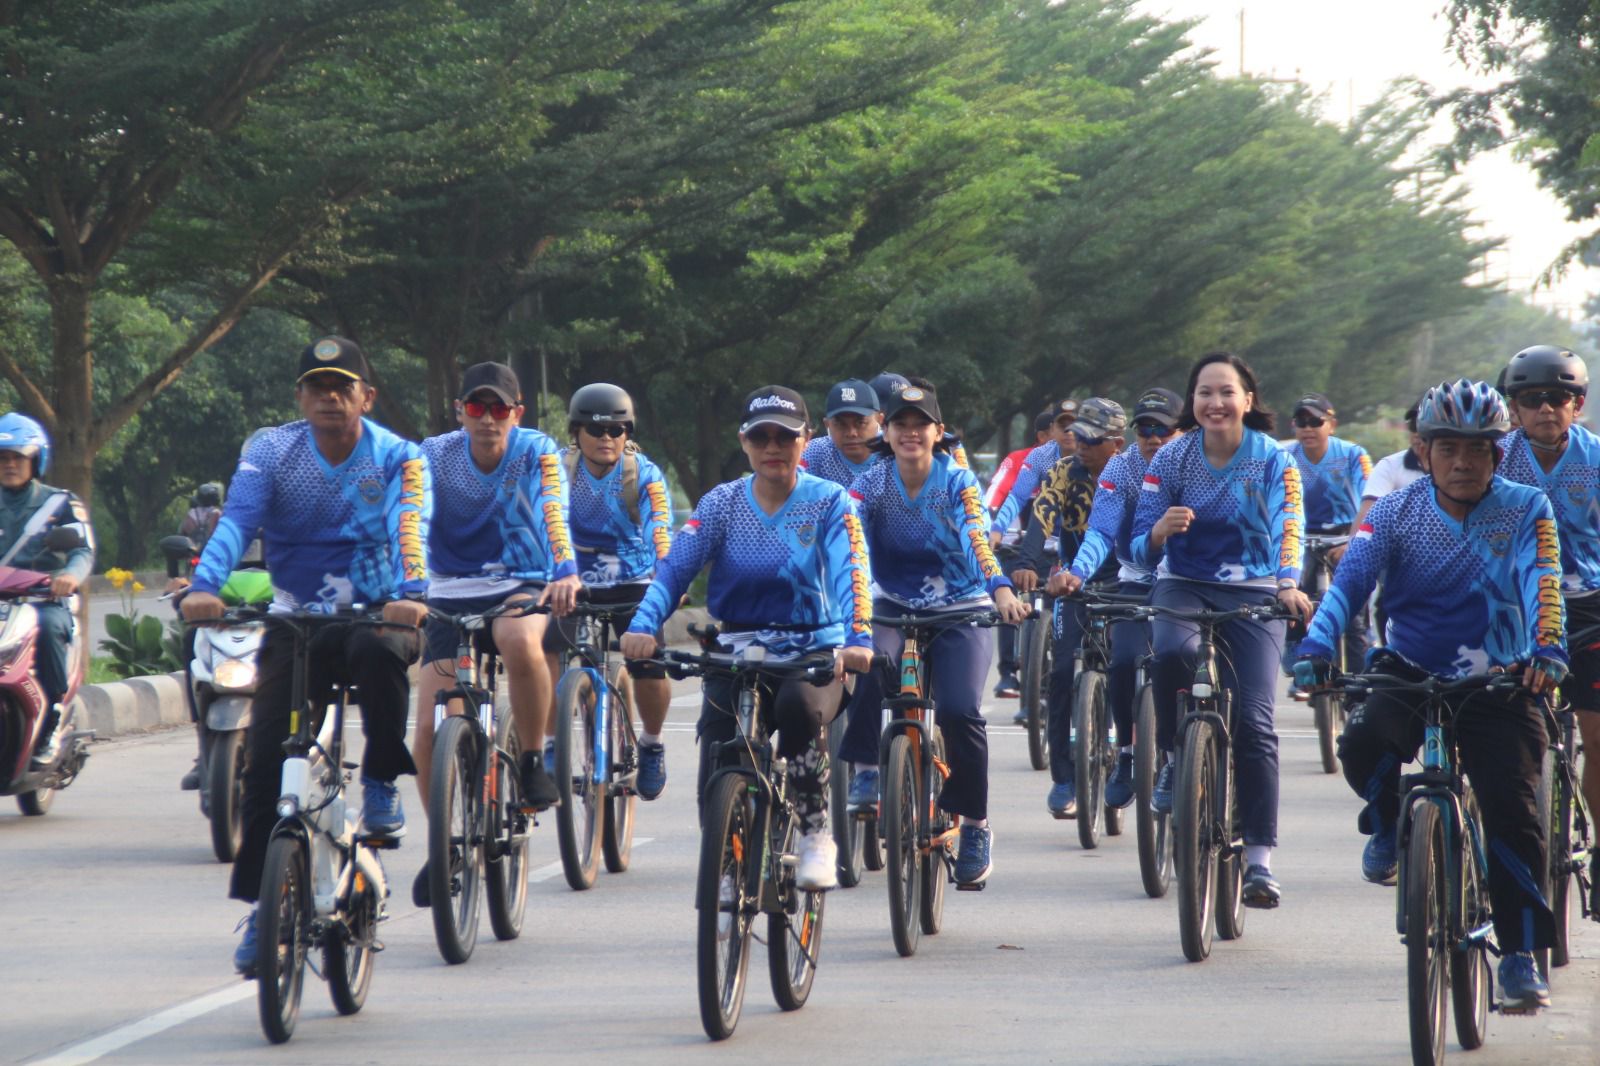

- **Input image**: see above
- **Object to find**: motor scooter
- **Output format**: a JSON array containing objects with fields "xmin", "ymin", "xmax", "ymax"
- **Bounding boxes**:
[{"xmin": 0, "ymin": 527, "xmax": 92, "ymax": 815}]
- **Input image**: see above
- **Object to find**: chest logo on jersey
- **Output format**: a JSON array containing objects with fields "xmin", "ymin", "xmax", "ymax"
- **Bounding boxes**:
[
  {"xmin": 355, "ymin": 474, "xmax": 384, "ymax": 505},
  {"xmin": 1483, "ymin": 530, "xmax": 1511, "ymax": 558},
  {"xmin": 1568, "ymin": 485, "xmax": 1588, "ymax": 508},
  {"xmin": 790, "ymin": 521, "xmax": 816, "ymax": 548}
]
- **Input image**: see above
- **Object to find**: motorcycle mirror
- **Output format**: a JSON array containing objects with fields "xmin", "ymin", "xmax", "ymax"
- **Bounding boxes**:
[
  {"xmin": 160, "ymin": 534, "xmax": 199, "ymax": 559},
  {"xmin": 43, "ymin": 526, "xmax": 85, "ymax": 552}
]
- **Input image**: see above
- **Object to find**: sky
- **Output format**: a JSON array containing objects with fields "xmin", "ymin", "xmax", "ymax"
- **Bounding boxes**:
[{"xmin": 1134, "ymin": 0, "xmax": 1597, "ymax": 325}]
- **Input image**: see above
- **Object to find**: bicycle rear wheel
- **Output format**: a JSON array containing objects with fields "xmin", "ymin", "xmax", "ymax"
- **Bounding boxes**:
[
  {"xmin": 325, "ymin": 854, "xmax": 377, "ymax": 1015},
  {"xmin": 1536, "ymin": 746, "xmax": 1556, "ymax": 978},
  {"xmin": 1451, "ymin": 794, "xmax": 1490, "ymax": 1051},
  {"xmin": 554, "ymin": 669, "xmax": 604, "ymax": 890},
  {"xmin": 697, "ymin": 772, "xmax": 755, "ymax": 1041},
  {"xmin": 428, "ymin": 716, "xmax": 482, "ymax": 964},
  {"xmin": 485, "ymin": 724, "xmax": 530, "ymax": 942},
  {"xmin": 1406, "ymin": 800, "xmax": 1449, "ymax": 1066},
  {"xmin": 883, "ymin": 733, "xmax": 921, "ymax": 957},
  {"xmin": 1021, "ymin": 615, "xmax": 1050, "ymax": 771},
  {"xmin": 602, "ymin": 664, "xmax": 638, "ymax": 874},
  {"xmin": 920, "ymin": 729, "xmax": 948, "ymax": 935},
  {"xmin": 768, "ymin": 806, "xmax": 825, "ymax": 1010},
  {"xmin": 1174, "ymin": 717, "xmax": 1218, "ymax": 963},
  {"xmin": 1215, "ymin": 775, "xmax": 1246, "ymax": 940},
  {"xmin": 1134, "ymin": 682, "xmax": 1171, "ymax": 898},
  {"xmin": 256, "ymin": 833, "xmax": 309, "ymax": 1045},
  {"xmin": 827, "ymin": 715, "xmax": 864, "ymax": 887},
  {"xmin": 1074, "ymin": 668, "xmax": 1108, "ymax": 850}
]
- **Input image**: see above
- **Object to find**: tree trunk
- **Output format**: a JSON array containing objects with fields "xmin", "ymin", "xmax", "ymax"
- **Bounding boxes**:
[{"xmin": 47, "ymin": 274, "xmax": 96, "ymax": 506}]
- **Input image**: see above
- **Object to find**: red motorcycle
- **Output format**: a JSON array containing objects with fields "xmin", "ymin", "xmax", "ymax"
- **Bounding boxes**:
[{"xmin": 0, "ymin": 528, "xmax": 92, "ymax": 815}]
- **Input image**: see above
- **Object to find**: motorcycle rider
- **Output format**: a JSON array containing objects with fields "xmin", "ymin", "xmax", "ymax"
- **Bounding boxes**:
[
  {"xmin": 180, "ymin": 483, "xmax": 224, "ymax": 550},
  {"xmin": 0, "ymin": 413, "xmax": 96, "ymax": 766}
]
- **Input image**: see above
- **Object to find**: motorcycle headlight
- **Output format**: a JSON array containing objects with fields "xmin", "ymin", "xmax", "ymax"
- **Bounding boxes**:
[{"xmin": 213, "ymin": 658, "xmax": 256, "ymax": 690}]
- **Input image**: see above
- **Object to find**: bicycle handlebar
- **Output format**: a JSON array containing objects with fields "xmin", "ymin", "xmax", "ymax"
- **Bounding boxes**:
[
  {"xmin": 872, "ymin": 606, "xmax": 1001, "ymax": 631},
  {"xmin": 652, "ymin": 647, "xmax": 839, "ymax": 685}
]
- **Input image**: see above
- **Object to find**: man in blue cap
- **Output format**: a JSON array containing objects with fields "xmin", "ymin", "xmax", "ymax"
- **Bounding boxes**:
[{"xmin": 801, "ymin": 378, "xmax": 882, "ymax": 488}]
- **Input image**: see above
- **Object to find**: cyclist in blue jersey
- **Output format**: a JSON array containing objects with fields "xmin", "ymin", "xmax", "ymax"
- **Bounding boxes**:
[
  {"xmin": 1050, "ymin": 387, "xmax": 1185, "ymax": 809},
  {"xmin": 181, "ymin": 337, "xmax": 431, "ymax": 976},
  {"xmin": 799, "ymin": 379, "xmax": 882, "ymax": 488},
  {"xmin": 542, "ymin": 383, "xmax": 674, "ymax": 799},
  {"xmin": 1131, "ymin": 352, "xmax": 1313, "ymax": 908},
  {"xmin": 1296, "ymin": 378, "xmax": 1563, "ymax": 1011},
  {"xmin": 619, "ymin": 386, "xmax": 874, "ymax": 891},
  {"xmin": 839, "ymin": 380, "xmax": 1028, "ymax": 886},
  {"xmin": 990, "ymin": 398, "xmax": 1080, "ymax": 543},
  {"xmin": 1496, "ymin": 345, "xmax": 1600, "ymax": 903},
  {"xmin": 408, "ymin": 362, "xmax": 582, "ymax": 906}
]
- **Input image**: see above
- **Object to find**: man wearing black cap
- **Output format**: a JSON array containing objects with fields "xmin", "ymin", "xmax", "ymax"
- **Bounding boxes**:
[
  {"xmin": 183, "ymin": 335, "xmax": 432, "ymax": 976},
  {"xmin": 800, "ymin": 378, "xmax": 883, "ymax": 487}
]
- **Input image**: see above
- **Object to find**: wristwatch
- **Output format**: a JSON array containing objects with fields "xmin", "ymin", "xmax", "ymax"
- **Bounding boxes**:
[{"xmin": 1276, "ymin": 579, "xmax": 1297, "ymax": 591}]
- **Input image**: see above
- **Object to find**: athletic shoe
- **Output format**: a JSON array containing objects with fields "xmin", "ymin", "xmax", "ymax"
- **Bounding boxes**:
[
  {"xmin": 1243, "ymin": 864, "xmax": 1281, "ymax": 908},
  {"xmin": 233, "ymin": 909, "xmax": 259, "ymax": 978},
  {"xmin": 1288, "ymin": 685, "xmax": 1310, "ymax": 703},
  {"xmin": 795, "ymin": 830, "xmax": 839, "ymax": 891},
  {"xmin": 955, "ymin": 824, "xmax": 993, "ymax": 886},
  {"xmin": 180, "ymin": 759, "xmax": 201, "ymax": 791},
  {"xmin": 847, "ymin": 768, "xmax": 879, "ymax": 810},
  {"xmin": 1498, "ymin": 952, "xmax": 1550, "ymax": 1011},
  {"xmin": 30, "ymin": 712, "xmax": 61, "ymax": 768},
  {"xmin": 1046, "ymin": 780, "xmax": 1078, "ymax": 819},
  {"xmin": 1105, "ymin": 752, "xmax": 1136, "ymax": 809},
  {"xmin": 993, "ymin": 672, "xmax": 1021, "ymax": 699},
  {"xmin": 717, "ymin": 874, "xmax": 736, "ymax": 938},
  {"xmin": 543, "ymin": 739, "xmax": 556, "ymax": 777},
  {"xmin": 1152, "ymin": 761, "xmax": 1175, "ymax": 814},
  {"xmin": 361, "ymin": 776, "xmax": 406, "ymax": 837},
  {"xmin": 1362, "ymin": 826, "xmax": 1398, "ymax": 885},
  {"xmin": 1011, "ymin": 705, "xmax": 1028, "ymax": 726},
  {"xmin": 412, "ymin": 863, "xmax": 430, "ymax": 908},
  {"xmin": 636, "ymin": 741, "xmax": 667, "ymax": 801},
  {"xmin": 519, "ymin": 752, "xmax": 559, "ymax": 811}
]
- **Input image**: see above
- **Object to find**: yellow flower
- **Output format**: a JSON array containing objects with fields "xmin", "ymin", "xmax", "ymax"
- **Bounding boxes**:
[
  {"xmin": 106, "ymin": 568, "xmax": 131, "ymax": 589},
  {"xmin": 131, "ymin": 581, "xmax": 145, "ymax": 592}
]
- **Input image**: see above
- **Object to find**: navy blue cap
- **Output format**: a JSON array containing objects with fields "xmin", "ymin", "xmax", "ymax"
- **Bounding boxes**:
[
  {"xmin": 1132, "ymin": 387, "xmax": 1182, "ymax": 427},
  {"xmin": 825, "ymin": 379, "xmax": 880, "ymax": 418}
]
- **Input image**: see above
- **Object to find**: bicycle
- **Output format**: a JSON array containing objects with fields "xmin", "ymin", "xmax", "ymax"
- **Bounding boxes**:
[
  {"xmin": 422, "ymin": 600, "xmax": 540, "ymax": 964},
  {"xmin": 829, "ymin": 693, "xmax": 881, "ymax": 887},
  {"xmin": 1130, "ymin": 639, "xmax": 1169, "ymax": 898},
  {"xmin": 206, "ymin": 609, "xmax": 415, "ymax": 1045},
  {"xmin": 1302, "ymin": 534, "xmax": 1353, "ymax": 774},
  {"xmin": 872, "ymin": 606, "xmax": 1000, "ymax": 957},
  {"xmin": 550, "ymin": 593, "xmax": 641, "ymax": 890},
  {"xmin": 656, "ymin": 627, "xmax": 838, "ymax": 1041},
  {"xmin": 1017, "ymin": 591, "xmax": 1052, "ymax": 771},
  {"xmin": 1068, "ymin": 588, "xmax": 1149, "ymax": 850},
  {"xmin": 1536, "ymin": 621, "xmax": 1597, "ymax": 977}
]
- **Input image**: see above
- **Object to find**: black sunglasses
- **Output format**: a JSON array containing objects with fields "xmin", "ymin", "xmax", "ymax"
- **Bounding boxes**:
[
  {"xmin": 1514, "ymin": 389, "xmax": 1575, "ymax": 410},
  {"xmin": 1293, "ymin": 414, "xmax": 1326, "ymax": 429},
  {"xmin": 745, "ymin": 428, "xmax": 801, "ymax": 447},
  {"xmin": 582, "ymin": 424, "xmax": 627, "ymax": 439},
  {"xmin": 1135, "ymin": 423, "xmax": 1175, "ymax": 439}
]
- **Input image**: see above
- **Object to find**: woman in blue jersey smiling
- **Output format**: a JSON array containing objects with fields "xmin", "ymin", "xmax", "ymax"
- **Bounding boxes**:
[
  {"xmin": 1131, "ymin": 352, "xmax": 1312, "ymax": 908},
  {"xmin": 620, "ymin": 386, "xmax": 874, "ymax": 892}
]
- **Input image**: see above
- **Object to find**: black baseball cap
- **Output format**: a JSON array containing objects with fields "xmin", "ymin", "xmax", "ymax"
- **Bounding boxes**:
[
  {"xmin": 459, "ymin": 362, "xmax": 522, "ymax": 405},
  {"xmin": 297, "ymin": 336, "xmax": 370, "ymax": 384},
  {"xmin": 1033, "ymin": 408, "xmax": 1055, "ymax": 435},
  {"xmin": 825, "ymin": 379, "xmax": 880, "ymax": 418},
  {"xmin": 1293, "ymin": 392, "xmax": 1336, "ymax": 418},
  {"xmin": 1132, "ymin": 387, "xmax": 1182, "ymax": 427},
  {"xmin": 740, "ymin": 385, "xmax": 809, "ymax": 433},
  {"xmin": 884, "ymin": 383, "xmax": 942, "ymax": 424}
]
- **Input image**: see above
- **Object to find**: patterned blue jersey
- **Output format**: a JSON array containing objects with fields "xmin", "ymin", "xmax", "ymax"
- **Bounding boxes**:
[
  {"xmin": 993, "ymin": 439, "xmax": 1059, "ymax": 532},
  {"xmin": 567, "ymin": 449, "xmax": 672, "ymax": 586},
  {"xmin": 419, "ymin": 428, "xmax": 577, "ymax": 592},
  {"xmin": 629, "ymin": 473, "xmax": 873, "ymax": 653},
  {"xmin": 1068, "ymin": 448, "xmax": 1156, "ymax": 584},
  {"xmin": 1286, "ymin": 436, "xmax": 1371, "ymax": 531},
  {"xmin": 799, "ymin": 436, "xmax": 875, "ymax": 489},
  {"xmin": 848, "ymin": 451, "xmax": 1011, "ymax": 608},
  {"xmin": 194, "ymin": 419, "xmax": 430, "ymax": 611},
  {"xmin": 1131, "ymin": 429, "xmax": 1304, "ymax": 587},
  {"xmin": 1301, "ymin": 477, "xmax": 1566, "ymax": 677},
  {"xmin": 1497, "ymin": 425, "xmax": 1600, "ymax": 596}
]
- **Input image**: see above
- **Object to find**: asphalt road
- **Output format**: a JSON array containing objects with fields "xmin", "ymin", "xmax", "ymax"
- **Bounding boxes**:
[{"xmin": 4, "ymin": 678, "xmax": 1597, "ymax": 1065}]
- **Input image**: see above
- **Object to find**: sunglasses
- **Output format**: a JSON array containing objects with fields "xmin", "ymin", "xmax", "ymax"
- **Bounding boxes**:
[
  {"xmin": 463, "ymin": 399, "xmax": 515, "ymax": 420},
  {"xmin": 582, "ymin": 423, "xmax": 627, "ymax": 439},
  {"xmin": 1135, "ymin": 422, "xmax": 1175, "ymax": 439},
  {"xmin": 1075, "ymin": 435, "xmax": 1112, "ymax": 448},
  {"xmin": 745, "ymin": 428, "xmax": 801, "ymax": 448},
  {"xmin": 1514, "ymin": 389, "xmax": 1575, "ymax": 410},
  {"xmin": 1293, "ymin": 414, "xmax": 1326, "ymax": 429}
]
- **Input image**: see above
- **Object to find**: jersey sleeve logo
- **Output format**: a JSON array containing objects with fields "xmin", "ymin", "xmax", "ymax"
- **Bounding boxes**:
[
  {"xmin": 1141, "ymin": 475, "xmax": 1161, "ymax": 492},
  {"xmin": 1099, "ymin": 479, "xmax": 1116, "ymax": 492},
  {"xmin": 1355, "ymin": 522, "xmax": 1373, "ymax": 539}
]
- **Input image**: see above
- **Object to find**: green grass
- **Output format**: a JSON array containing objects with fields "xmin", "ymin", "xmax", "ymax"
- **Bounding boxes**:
[{"xmin": 87, "ymin": 656, "xmax": 123, "ymax": 686}]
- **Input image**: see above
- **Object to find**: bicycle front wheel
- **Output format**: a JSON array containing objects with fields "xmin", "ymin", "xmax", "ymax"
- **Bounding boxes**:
[
  {"xmin": 697, "ymin": 773, "xmax": 755, "ymax": 1041},
  {"xmin": 1174, "ymin": 717, "xmax": 1218, "ymax": 963},
  {"xmin": 428, "ymin": 716, "xmax": 482, "ymax": 964},
  {"xmin": 883, "ymin": 733, "xmax": 921, "ymax": 957},
  {"xmin": 602, "ymin": 663, "xmax": 638, "ymax": 874},
  {"xmin": 485, "ymin": 723, "xmax": 530, "ymax": 942},
  {"xmin": 920, "ymin": 729, "xmax": 948, "ymax": 936},
  {"xmin": 1406, "ymin": 800, "xmax": 1449, "ymax": 1066},
  {"xmin": 1021, "ymin": 617, "xmax": 1050, "ymax": 771},
  {"xmin": 1451, "ymin": 790, "xmax": 1489, "ymax": 1050},
  {"xmin": 768, "ymin": 808, "xmax": 825, "ymax": 1010},
  {"xmin": 256, "ymin": 833, "xmax": 309, "ymax": 1045},
  {"xmin": 554, "ymin": 669, "xmax": 604, "ymax": 890},
  {"xmin": 1134, "ymin": 682, "xmax": 1171, "ymax": 898},
  {"xmin": 1074, "ymin": 668, "xmax": 1108, "ymax": 850}
]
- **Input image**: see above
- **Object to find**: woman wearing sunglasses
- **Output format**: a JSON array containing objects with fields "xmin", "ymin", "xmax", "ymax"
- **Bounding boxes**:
[
  {"xmin": 620, "ymin": 386, "xmax": 874, "ymax": 891},
  {"xmin": 837, "ymin": 378, "xmax": 1028, "ymax": 887}
]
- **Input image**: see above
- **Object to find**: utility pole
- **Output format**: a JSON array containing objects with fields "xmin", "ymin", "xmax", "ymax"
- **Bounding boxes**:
[{"xmin": 1238, "ymin": 8, "xmax": 1245, "ymax": 78}]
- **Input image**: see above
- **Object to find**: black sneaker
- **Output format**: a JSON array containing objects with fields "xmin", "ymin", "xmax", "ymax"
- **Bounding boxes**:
[
  {"xmin": 180, "ymin": 759, "xmax": 202, "ymax": 791},
  {"xmin": 519, "ymin": 751, "xmax": 560, "ymax": 811},
  {"xmin": 412, "ymin": 863, "xmax": 430, "ymax": 908},
  {"xmin": 1243, "ymin": 864, "xmax": 1281, "ymax": 909}
]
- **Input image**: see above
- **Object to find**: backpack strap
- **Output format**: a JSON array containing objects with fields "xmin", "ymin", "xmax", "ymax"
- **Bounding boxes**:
[{"xmin": 0, "ymin": 491, "xmax": 69, "ymax": 567}]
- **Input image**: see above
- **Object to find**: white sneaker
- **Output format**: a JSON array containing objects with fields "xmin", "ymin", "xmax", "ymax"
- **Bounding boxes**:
[
  {"xmin": 795, "ymin": 829, "xmax": 839, "ymax": 891},
  {"xmin": 717, "ymin": 873, "xmax": 736, "ymax": 939}
]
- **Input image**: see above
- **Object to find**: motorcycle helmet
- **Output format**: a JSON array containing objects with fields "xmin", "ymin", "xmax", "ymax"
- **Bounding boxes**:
[
  {"xmin": 0, "ymin": 413, "xmax": 50, "ymax": 478},
  {"xmin": 195, "ymin": 482, "xmax": 223, "ymax": 508}
]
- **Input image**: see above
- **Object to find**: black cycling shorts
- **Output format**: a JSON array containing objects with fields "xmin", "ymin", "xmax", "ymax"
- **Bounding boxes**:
[
  {"xmin": 1564, "ymin": 593, "xmax": 1600, "ymax": 712},
  {"xmin": 543, "ymin": 583, "xmax": 666, "ymax": 679},
  {"xmin": 422, "ymin": 583, "xmax": 543, "ymax": 664}
]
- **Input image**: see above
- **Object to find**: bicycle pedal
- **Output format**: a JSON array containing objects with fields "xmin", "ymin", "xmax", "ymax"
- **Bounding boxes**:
[
  {"xmin": 357, "ymin": 833, "xmax": 402, "ymax": 850},
  {"xmin": 778, "ymin": 853, "xmax": 797, "ymax": 867},
  {"xmin": 955, "ymin": 881, "xmax": 986, "ymax": 892},
  {"xmin": 1497, "ymin": 1004, "xmax": 1541, "ymax": 1017},
  {"xmin": 1242, "ymin": 897, "xmax": 1280, "ymax": 910}
]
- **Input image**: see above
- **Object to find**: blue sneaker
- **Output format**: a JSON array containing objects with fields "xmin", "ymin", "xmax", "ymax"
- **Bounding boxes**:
[
  {"xmin": 233, "ymin": 909, "xmax": 259, "ymax": 978},
  {"xmin": 955, "ymin": 823, "xmax": 993, "ymax": 886},
  {"xmin": 1046, "ymin": 780, "xmax": 1078, "ymax": 819},
  {"xmin": 1362, "ymin": 826, "xmax": 1398, "ymax": 885},
  {"xmin": 361, "ymin": 775, "xmax": 405, "ymax": 837},
  {"xmin": 1498, "ymin": 951, "xmax": 1550, "ymax": 1012},
  {"xmin": 636, "ymin": 741, "xmax": 667, "ymax": 801},
  {"xmin": 1152, "ymin": 760, "xmax": 1175, "ymax": 815},
  {"xmin": 1105, "ymin": 752, "xmax": 1136, "ymax": 809},
  {"xmin": 848, "ymin": 768, "xmax": 879, "ymax": 809}
]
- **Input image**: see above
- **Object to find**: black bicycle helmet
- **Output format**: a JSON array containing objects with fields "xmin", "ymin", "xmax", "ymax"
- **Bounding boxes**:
[
  {"xmin": 568, "ymin": 383, "xmax": 635, "ymax": 430},
  {"xmin": 1503, "ymin": 345, "xmax": 1588, "ymax": 397}
]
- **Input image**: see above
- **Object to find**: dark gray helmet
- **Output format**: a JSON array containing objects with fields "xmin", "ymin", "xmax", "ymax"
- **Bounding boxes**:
[
  {"xmin": 1504, "ymin": 345, "xmax": 1588, "ymax": 397},
  {"xmin": 568, "ymin": 383, "xmax": 635, "ymax": 429},
  {"xmin": 195, "ymin": 482, "xmax": 223, "ymax": 507}
]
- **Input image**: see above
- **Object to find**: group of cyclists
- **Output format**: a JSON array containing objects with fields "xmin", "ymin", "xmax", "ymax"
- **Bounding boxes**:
[{"xmin": 1, "ymin": 331, "xmax": 1593, "ymax": 1026}]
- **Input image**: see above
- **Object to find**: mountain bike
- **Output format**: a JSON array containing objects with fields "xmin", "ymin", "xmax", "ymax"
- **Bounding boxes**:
[
  {"xmin": 423, "ymin": 601, "xmax": 540, "ymax": 964},
  {"xmin": 1069, "ymin": 588, "xmax": 1148, "ymax": 850},
  {"xmin": 1303, "ymin": 534, "xmax": 1352, "ymax": 774},
  {"xmin": 1018, "ymin": 591, "xmax": 1052, "ymax": 771}
]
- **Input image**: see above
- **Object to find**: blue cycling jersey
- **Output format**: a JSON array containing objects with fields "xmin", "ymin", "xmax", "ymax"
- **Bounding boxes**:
[
  {"xmin": 194, "ymin": 419, "xmax": 430, "ymax": 611},
  {"xmin": 1285, "ymin": 437, "xmax": 1371, "ymax": 530},
  {"xmin": 419, "ymin": 428, "xmax": 577, "ymax": 593},
  {"xmin": 629, "ymin": 472, "xmax": 872, "ymax": 654},
  {"xmin": 992, "ymin": 439, "xmax": 1059, "ymax": 532},
  {"xmin": 1068, "ymin": 448, "xmax": 1156, "ymax": 584},
  {"xmin": 1300, "ymin": 476, "xmax": 1566, "ymax": 676},
  {"xmin": 848, "ymin": 450, "xmax": 1011, "ymax": 609},
  {"xmin": 1497, "ymin": 425, "xmax": 1600, "ymax": 596},
  {"xmin": 1131, "ymin": 429, "xmax": 1303, "ymax": 587},
  {"xmin": 799, "ymin": 436, "xmax": 875, "ymax": 489},
  {"xmin": 567, "ymin": 449, "xmax": 673, "ymax": 586}
]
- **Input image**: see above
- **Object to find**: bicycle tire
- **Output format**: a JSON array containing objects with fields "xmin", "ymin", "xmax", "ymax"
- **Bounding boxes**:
[
  {"xmin": 697, "ymin": 772, "xmax": 754, "ymax": 1041},
  {"xmin": 1406, "ymin": 800, "xmax": 1449, "ymax": 1066},
  {"xmin": 861, "ymin": 806, "xmax": 884, "ymax": 872},
  {"xmin": 1312, "ymin": 692, "xmax": 1341, "ymax": 775},
  {"xmin": 827, "ymin": 716, "xmax": 864, "ymax": 888},
  {"xmin": 1134, "ymin": 682, "xmax": 1171, "ymax": 898},
  {"xmin": 883, "ymin": 733, "xmax": 921, "ymax": 957},
  {"xmin": 1215, "ymin": 774, "xmax": 1246, "ymax": 940},
  {"xmin": 1535, "ymin": 746, "xmax": 1556, "ymax": 979},
  {"xmin": 428, "ymin": 716, "xmax": 482, "ymax": 964},
  {"xmin": 920, "ymin": 729, "xmax": 948, "ymax": 936},
  {"xmin": 768, "ymin": 801, "xmax": 825, "ymax": 1010},
  {"xmin": 1451, "ymin": 793, "xmax": 1490, "ymax": 1051},
  {"xmin": 208, "ymin": 730, "xmax": 247, "ymax": 863},
  {"xmin": 256, "ymin": 833, "xmax": 308, "ymax": 1045},
  {"xmin": 485, "ymin": 722, "xmax": 530, "ymax": 942},
  {"xmin": 1175, "ymin": 717, "xmax": 1218, "ymax": 963},
  {"xmin": 554, "ymin": 669, "xmax": 604, "ymax": 890},
  {"xmin": 602, "ymin": 663, "xmax": 638, "ymax": 874},
  {"xmin": 325, "ymin": 858, "xmax": 377, "ymax": 1015},
  {"xmin": 1074, "ymin": 668, "xmax": 1108, "ymax": 850},
  {"xmin": 1551, "ymin": 757, "xmax": 1573, "ymax": 969},
  {"xmin": 1021, "ymin": 615, "xmax": 1050, "ymax": 771}
]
